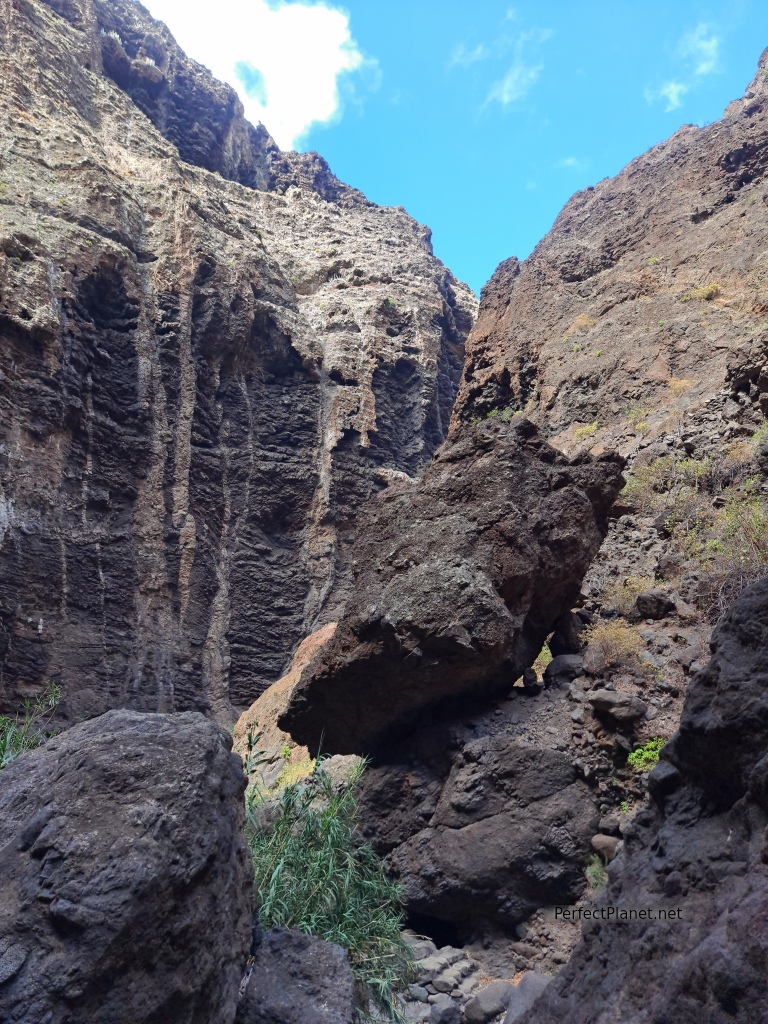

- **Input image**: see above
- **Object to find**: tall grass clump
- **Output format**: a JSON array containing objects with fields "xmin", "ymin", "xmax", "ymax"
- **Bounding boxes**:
[
  {"xmin": 0, "ymin": 683, "xmax": 60, "ymax": 769},
  {"xmin": 246, "ymin": 759, "xmax": 413, "ymax": 1021}
]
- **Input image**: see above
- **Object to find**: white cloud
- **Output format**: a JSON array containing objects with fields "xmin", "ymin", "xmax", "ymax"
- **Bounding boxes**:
[
  {"xmin": 486, "ymin": 29, "xmax": 552, "ymax": 107},
  {"xmin": 644, "ymin": 79, "xmax": 689, "ymax": 112},
  {"xmin": 678, "ymin": 23, "xmax": 719, "ymax": 75},
  {"xmin": 660, "ymin": 80, "xmax": 689, "ymax": 111},
  {"xmin": 143, "ymin": 0, "xmax": 370, "ymax": 150},
  {"xmin": 450, "ymin": 43, "xmax": 487, "ymax": 67},
  {"xmin": 555, "ymin": 156, "xmax": 587, "ymax": 170}
]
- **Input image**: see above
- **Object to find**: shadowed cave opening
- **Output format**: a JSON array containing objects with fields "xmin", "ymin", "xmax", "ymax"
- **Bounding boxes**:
[{"xmin": 405, "ymin": 911, "xmax": 465, "ymax": 950}]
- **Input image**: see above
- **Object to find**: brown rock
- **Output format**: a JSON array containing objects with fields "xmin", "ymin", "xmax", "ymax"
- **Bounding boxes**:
[
  {"xmin": 280, "ymin": 418, "xmax": 624, "ymax": 754},
  {"xmin": 0, "ymin": 710, "xmax": 253, "ymax": 1024},
  {"xmin": 455, "ymin": 52, "xmax": 768, "ymax": 451},
  {"xmin": 232, "ymin": 623, "xmax": 337, "ymax": 780}
]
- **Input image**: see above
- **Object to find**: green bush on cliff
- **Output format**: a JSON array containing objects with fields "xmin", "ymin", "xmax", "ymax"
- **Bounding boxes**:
[{"xmin": 246, "ymin": 759, "xmax": 413, "ymax": 1021}]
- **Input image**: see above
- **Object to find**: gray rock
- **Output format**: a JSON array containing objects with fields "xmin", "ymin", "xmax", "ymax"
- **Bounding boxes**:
[
  {"xmin": 237, "ymin": 928, "xmax": 355, "ymax": 1024},
  {"xmin": 416, "ymin": 955, "xmax": 447, "ymax": 983},
  {"xmin": 433, "ymin": 970, "xmax": 460, "ymax": 993},
  {"xmin": 582, "ymin": 644, "xmax": 607, "ymax": 676},
  {"xmin": 635, "ymin": 589, "xmax": 676, "ymax": 620},
  {"xmin": 588, "ymin": 689, "xmax": 647, "ymax": 724},
  {"xmin": 504, "ymin": 973, "xmax": 552, "ymax": 1022},
  {"xmin": 516, "ymin": 575, "xmax": 768, "ymax": 1024},
  {"xmin": 408, "ymin": 985, "xmax": 431, "ymax": 1003},
  {"xmin": 0, "ymin": 710, "xmax": 253, "ymax": 1024},
  {"xmin": 429, "ymin": 994, "xmax": 461, "ymax": 1023},
  {"xmin": 544, "ymin": 654, "xmax": 584, "ymax": 686},
  {"xmin": 590, "ymin": 833, "xmax": 622, "ymax": 862},
  {"xmin": 464, "ymin": 980, "xmax": 514, "ymax": 1023}
]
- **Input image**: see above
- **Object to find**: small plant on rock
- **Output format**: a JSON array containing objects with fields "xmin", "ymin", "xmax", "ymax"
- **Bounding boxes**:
[
  {"xmin": 574, "ymin": 421, "xmax": 598, "ymax": 442},
  {"xmin": 681, "ymin": 282, "xmax": 719, "ymax": 302},
  {"xmin": 585, "ymin": 854, "xmax": 608, "ymax": 891},
  {"xmin": 601, "ymin": 575, "xmax": 655, "ymax": 616},
  {"xmin": 0, "ymin": 683, "xmax": 60, "ymax": 770},
  {"xmin": 533, "ymin": 642, "xmax": 553, "ymax": 680},
  {"xmin": 627, "ymin": 736, "xmax": 665, "ymax": 773}
]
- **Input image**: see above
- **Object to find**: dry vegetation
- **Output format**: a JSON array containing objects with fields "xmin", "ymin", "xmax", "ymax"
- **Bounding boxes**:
[
  {"xmin": 581, "ymin": 618, "xmax": 644, "ymax": 666},
  {"xmin": 621, "ymin": 424, "xmax": 768, "ymax": 620}
]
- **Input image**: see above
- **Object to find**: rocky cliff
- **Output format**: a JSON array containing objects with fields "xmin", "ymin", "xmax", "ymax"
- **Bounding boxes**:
[
  {"xmin": 518, "ymin": 575, "xmax": 768, "ymax": 1024},
  {"xmin": 0, "ymin": 0, "xmax": 476, "ymax": 723},
  {"xmin": 455, "ymin": 49, "xmax": 768, "ymax": 456}
]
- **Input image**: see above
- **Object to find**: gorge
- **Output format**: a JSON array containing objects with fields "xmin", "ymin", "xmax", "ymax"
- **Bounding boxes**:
[{"xmin": 1, "ymin": 2, "xmax": 767, "ymax": 1023}]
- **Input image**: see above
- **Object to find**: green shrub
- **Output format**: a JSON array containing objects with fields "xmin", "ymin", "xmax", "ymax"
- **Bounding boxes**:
[
  {"xmin": 246, "ymin": 761, "xmax": 413, "ymax": 1021},
  {"xmin": 627, "ymin": 736, "xmax": 665, "ymax": 773},
  {"xmin": 0, "ymin": 683, "xmax": 60, "ymax": 769},
  {"xmin": 532, "ymin": 642, "xmax": 552, "ymax": 680},
  {"xmin": 585, "ymin": 853, "xmax": 608, "ymax": 891}
]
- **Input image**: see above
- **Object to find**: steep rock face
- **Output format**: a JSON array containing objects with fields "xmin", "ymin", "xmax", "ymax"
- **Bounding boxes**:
[
  {"xmin": 455, "ymin": 51, "xmax": 768, "ymax": 454},
  {"xmin": 519, "ymin": 576, "xmax": 768, "ymax": 1024},
  {"xmin": 0, "ymin": 0, "xmax": 476, "ymax": 721},
  {"xmin": 280, "ymin": 417, "xmax": 624, "ymax": 754},
  {"xmin": 0, "ymin": 709, "xmax": 253, "ymax": 1024}
]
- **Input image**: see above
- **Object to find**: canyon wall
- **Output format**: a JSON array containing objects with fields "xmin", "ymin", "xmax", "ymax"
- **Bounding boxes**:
[
  {"xmin": 456, "ymin": 49, "xmax": 768, "ymax": 456},
  {"xmin": 0, "ymin": 0, "xmax": 476, "ymax": 722}
]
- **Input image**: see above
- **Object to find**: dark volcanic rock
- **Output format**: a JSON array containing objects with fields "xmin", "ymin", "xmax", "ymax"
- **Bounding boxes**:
[
  {"xmin": 359, "ymin": 733, "xmax": 598, "ymax": 929},
  {"xmin": 517, "ymin": 576, "xmax": 768, "ymax": 1024},
  {"xmin": 280, "ymin": 417, "xmax": 624, "ymax": 754},
  {"xmin": 0, "ymin": 710, "xmax": 253, "ymax": 1024},
  {"xmin": 236, "ymin": 928, "xmax": 355, "ymax": 1024},
  {"xmin": 634, "ymin": 588, "xmax": 676, "ymax": 620},
  {"xmin": 0, "ymin": 0, "xmax": 475, "ymax": 721}
]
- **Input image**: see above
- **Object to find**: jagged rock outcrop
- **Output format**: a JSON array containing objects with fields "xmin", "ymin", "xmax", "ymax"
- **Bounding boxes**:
[
  {"xmin": 0, "ymin": 709, "xmax": 253, "ymax": 1024},
  {"xmin": 518, "ymin": 575, "xmax": 768, "ymax": 1024},
  {"xmin": 456, "ymin": 50, "xmax": 768, "ymax": 455},
  {"xmin": 0, "ymin": 0, "xmax": 475, "ymax": 723},
  {"xmin": 280, "ymin": 416, "xmax": 624, "ymax": 754}
]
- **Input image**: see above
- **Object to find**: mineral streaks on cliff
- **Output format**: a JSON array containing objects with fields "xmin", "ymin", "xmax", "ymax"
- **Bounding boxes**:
[
  {"xmin": 0, "ymin": 0, "xmax": 476, "ymax": 721},
  {"xmin": 280, "ymin": 417, "xmax": 624, "ymax": 755},
  {"xmin": 456, "ymin": 49, "xmax": 768, "ymax": 451}
]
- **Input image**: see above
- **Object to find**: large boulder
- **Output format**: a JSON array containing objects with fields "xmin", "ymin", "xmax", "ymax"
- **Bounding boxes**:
[
  {"xmin": 358, "ymin": 734, "xmax": 598, "ymax": 928},
  {"xmin": 0, "ymin": 710, "xmax": 253, "ymax": 1024},
  {"xmin": 280, "ymin": 417, "xmax": 624, "ymax": 754},
  {"xmin": 236, "ymin": 928, "xmax": 356, "ymax": 1024},
  {"xmin": 517, "ymin": 575, "xmax": 768, "ymax": 1024}
]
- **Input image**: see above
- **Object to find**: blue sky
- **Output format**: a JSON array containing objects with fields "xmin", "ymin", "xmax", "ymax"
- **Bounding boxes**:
[{"xmin": 143, "ymin": 0, "xmax": 768, "ymax": 294}]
